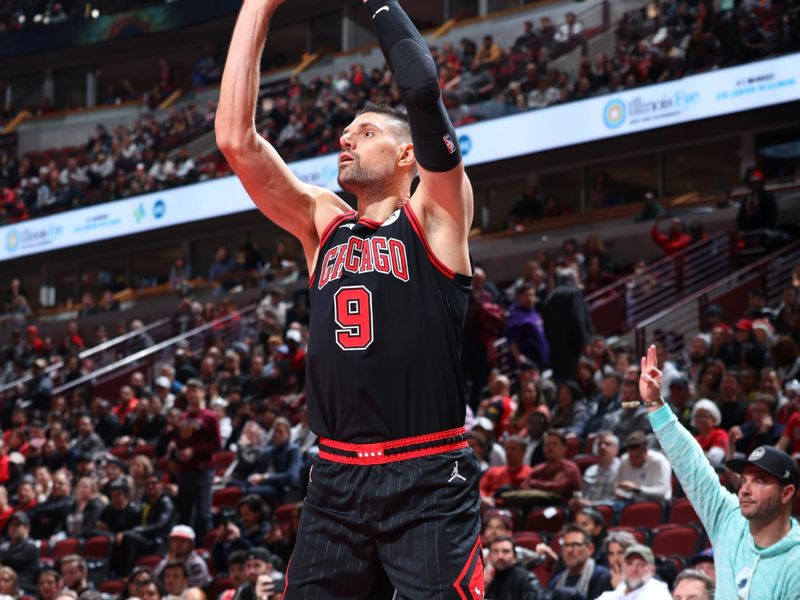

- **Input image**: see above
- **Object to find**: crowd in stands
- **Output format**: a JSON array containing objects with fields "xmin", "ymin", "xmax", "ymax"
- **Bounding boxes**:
[
  {"xmin": 0, "ymin": 102, "xmax": 227, "ymax": 224},
  {"xmin": 0, "ymin": 0, "xmax": 168, "ymax": 32},
  {"xmin": 3, "ymin": 0, "xmax": 797, "ymax": 228},
  {"xmin": 0, "ymin": 209, "xmax": 795, "ymax": 598}
]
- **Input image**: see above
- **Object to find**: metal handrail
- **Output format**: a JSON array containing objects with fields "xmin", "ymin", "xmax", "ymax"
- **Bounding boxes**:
[
  {"xmin": 0, "ymin": 316, "xmax": 173, "ymax": 397},
  {"xmin": 52, "ymin": 304, "xmax": 258, "ymax": 396},
  {"xmin": 587, "ymin": 229, "xmax": 770, "ymax": 336},
  {"xmin": 633, "ymin": 239, "xmax": 800, "ymax": 356}
]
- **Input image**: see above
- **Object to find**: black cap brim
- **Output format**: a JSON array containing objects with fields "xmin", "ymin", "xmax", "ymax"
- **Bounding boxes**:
[{"xmin": 725, "ymin": 458, "xmax": 798, "ymax": 488}]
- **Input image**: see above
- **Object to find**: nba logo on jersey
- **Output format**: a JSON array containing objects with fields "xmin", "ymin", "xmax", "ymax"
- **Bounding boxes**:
[{"xmin": 442, "ymin": 133, "xmax": 456, "ymax": 155}]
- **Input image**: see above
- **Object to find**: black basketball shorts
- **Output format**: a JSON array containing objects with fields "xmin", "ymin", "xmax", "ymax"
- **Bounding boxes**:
[{"xmin": 283, "ymin": 427, "xmax": 484, "ymax": 599}]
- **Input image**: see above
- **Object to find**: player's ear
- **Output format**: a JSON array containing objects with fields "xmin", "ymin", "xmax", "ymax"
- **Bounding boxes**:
[{"xmin": 397, "ymin": 142, "xmax": 415, "ymax": 168}]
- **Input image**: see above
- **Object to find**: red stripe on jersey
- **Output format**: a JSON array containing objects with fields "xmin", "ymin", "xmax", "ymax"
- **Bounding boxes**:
[
  {"xmin": 358, "ymin": 217, "xmax": 381, "ymax": 229},
  {"xmin": 319, "ymin": 210, "xmax": 357, "ymax": 248},
  {"xmin": 402, "ymin": 204, "xmax": 456, "ymax": 279},
  {"xmin": 319, "ymin": 439, "xmax": 468, "ymax": 465},
  {"xmin": 453, "ymin": 539, "xmax": 484, "ymax": 600},
  {"xmin": 320, "ymin": 426, "xmax": 466, "ymax": 451},
  {"xmin": 311, "ymin": 210, "xmax": 357, "ymax": 288}
]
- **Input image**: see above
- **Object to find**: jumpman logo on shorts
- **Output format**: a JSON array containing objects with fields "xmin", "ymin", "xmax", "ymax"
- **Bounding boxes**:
[{"xmin": 448, "ymin": 461, "xmax": 466, "ymax": 483}]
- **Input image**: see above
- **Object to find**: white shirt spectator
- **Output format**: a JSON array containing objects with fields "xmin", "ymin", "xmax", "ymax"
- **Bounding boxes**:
[
  {"xmin": 149, "ymin": 158, "xmax": 176, "ymax": 181},
  {"xmin": 616, "ymin": 449, "xmax": 672, "ymax": 501},
  {"xmin": 597, "ymin": 577, "xmax": 671, "ymax": 599},
  {"xmin": 555, "ymin": 19, "xmax": 584, "ymax": 43},
  {"xmin": 175, "ymin": 156, "xmax": 196, "ymax": 179},
  {"xmin": 89, "ymin": 155, "xmax": 115, "ymax": 178}
]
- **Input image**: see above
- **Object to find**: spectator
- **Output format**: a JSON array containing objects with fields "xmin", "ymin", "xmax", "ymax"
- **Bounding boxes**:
[
  {"xmin": 0, "ymin": 511, "xmax": 39, "ymax": 589},
  {"xmin": 596, "ymin": 544, "xmax": 671, "ymax": 599},
  {"xmin": 614, "ymin": 430, "xmax": 672, "ymax": 502},
  {"xmin": 553, "ymin": 12, "xmax": 586, "ymax": 58},
  {"xmin": 245, "ymin": 417, "xmax": 301, "ymax": 503},
  {"xmin": 574, "ymin": 507, "xmax": 607, "ymax": 562},
  {"xmin": 551, "ymin": 381, "xmax": 589, "ymax": 436},
  {"xmin": 599, "ymin": 380, "xmax": 653, "ymax": 445},
  {"xmin": 687, "ymin": 549, "xmax": 715, "ymax": 584},
  {"xmin": 37, "ymin": 570, "xmax": 63, "ymax": 600},
  {"xmin": 117, "ymin": 473, "xmax": 176, "ymax": 573},
  {"xmin": 690, "ymin": 399, "xmax": 728, "ymax": 467},
  {"xmin": 484, "ymin": 536, "xmax": 544, "ymax": 600},
  {"xmin": 479, "ymin": 436, "xmax": 532, "ymax": 507},
  {"xmin": 170, "ymin": 379, "xmax": 220, "ymax": 542},
  {"xmin": 634, "ymin": 191, "xmax": 666, "ymax": 222},
  {"xmin": 672, "ymin": 569, "xmax": 714, "ymax": 600},
  {"xmin": 94, "ymin": 481, "xmax": 141, "ymax": 538},
  {"xmin": 585, "ymin": 370, "xmax": 621, "ymax": 436},
  {"xmin": 477, "ymin": 35, "xmax": 504, "ymax": 67},
  {"xmin": 162, "ymin": 562, "xmax": 190, "ymax": 600},
  {"xmin": 154, "ymin": 525, "xmax": 211, "ymax": 590},
  {"xmin": 59, "ymin": 555, "xmax": 91, "ymax": 596},
  {"xmin": 545, "ymin": 524, "xmax": 612, "ymax": 599},
  {"xmin": 64, "ymin": 476, "xmax": 105, "ymax": 538},
  {"xmin": 603, "ymin": 530, "xmax": 638, "ymax": 590},
  {"xmin": 0, "ymin": 565, "xmax": 19, "ymax": 598},
  {"xmin": 506, "ymin": 283, "xmax": 549, "ymax": 368},
  {"xmin": 572, "ymin": 430, "xmax": 621, "ymax": 508},
  {"xmin": 232, "ymin": 548, "xmax": 277, "ymax": 600},
  {"xmin": 73, "ymin": 414, "xmax": 106, "ymax": 459},
  {"xmin": 641, "ymin": 345, "xmax": 800, "ymax": 598},
  {"xmin": 730, "ymin": 394, "xmax": 783, "ymax": 456},
  {"xmin": 718, "ymin": 371, "xmax": 748, "ymax": 430},
  {"xmin": 522, "ymin": 430, "xmax": 582, "ymax": 504},
  {"xmin": 28, "ymin": 470, "xmax": 73, "ymax": 539},
  {"xmin": 543, "ymin": 268, "xmax": 593, "ymax": 382},
  {"xmin": 651, "ymin": 216, "xmax": 692, "ymax": 255}
]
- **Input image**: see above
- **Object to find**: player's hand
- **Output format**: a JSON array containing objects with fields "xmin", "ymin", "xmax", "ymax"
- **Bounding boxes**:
[{"xmin": 639, "ymin": 345, "xmax": 664, "ymax": 412}]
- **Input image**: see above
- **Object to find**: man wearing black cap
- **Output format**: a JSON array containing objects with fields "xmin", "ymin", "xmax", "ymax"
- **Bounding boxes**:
[
  {"xmin": 640, "ymin": 344, "xmax": 800, "ymax": 598},
  {"xmin": 233, "ymin": 548, "xmax": 277, "ymax": 600},
  {"xmin": 0, "ymin": 511, "xmax": 39, "ymax": 589}
]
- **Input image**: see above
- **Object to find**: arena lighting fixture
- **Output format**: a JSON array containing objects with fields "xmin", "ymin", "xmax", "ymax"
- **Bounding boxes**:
[
  {"xmin": 33, "ymin": 13, "xmax": 43, "ymax": 23},
  {"xmin": 17, "ymin": 14, "xmax": 25, "ymax": 24},
  {"xmin": 91, "ymin": 8, "xmax": 100, "ymax": 18}
]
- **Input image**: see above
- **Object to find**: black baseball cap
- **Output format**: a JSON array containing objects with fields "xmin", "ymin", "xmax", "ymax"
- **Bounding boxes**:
[
  {"xmin": 726, "ymin": 446, "xmax": 799, "ymax": 489},
  {"xmin": 244, "ymin": 548, "xmax": 274, "ymax": 564}
]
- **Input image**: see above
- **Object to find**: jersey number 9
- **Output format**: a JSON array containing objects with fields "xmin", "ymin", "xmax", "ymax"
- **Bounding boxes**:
[{"xmin": 334, "ymin": 286, "xmax": 374, "ymax": 351}]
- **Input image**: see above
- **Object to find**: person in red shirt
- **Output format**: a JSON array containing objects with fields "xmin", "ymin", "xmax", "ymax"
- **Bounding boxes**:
[
  {"xmin": 14, "ymin": 481, "xmax": 37, "ymax": 512},
  {"xmin": 522, "ymin": 429, "xmax": 583, "ymax": 503},
  {"xmin": 479, "ymin": 436, "xmax": 532, "ymax": 507},
  {"xmin": 112, "ymin": 386, "xmax": 138, "ymax": 425},
  {"xmin": 650, "ymin": 216, "xmax": 691, "ymax": 255},
  {"xmin": 170, "ymin": 378, "xmax": 220, "ymax": 542},
  {"xmin": 777, "ymin": 410, "xmax": 800, "ymax": 459},
  {"xmin": 691, "ymin": 398, "xmax": 728, "ymax": 467}
]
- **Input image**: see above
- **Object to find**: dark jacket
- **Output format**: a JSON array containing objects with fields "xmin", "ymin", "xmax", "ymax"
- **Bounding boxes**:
[
  {"xmin": 487, "ymin": 563, "xmax": 543, "ymax": 600},
  {"xmin": 28, "ymin": 494, "xmax": 73, "ymax": 539},
  {"xmin": 542, "ymin": 286, "xmax": 592, "ymax": 382},
  {"xmin": 256, "ymin": 441, "xmax": 302, "ymax": 491},
  {"xmin": 130, "ymin": 493, "xmax": 176, "ymax": 544},
  {"xmin": 66, "ymin": 497, "xmax": 106, "ymax": 537},
  {"xmin": 0, "ymin": 537, "xmax": 39, "ymax": 586},
  {"xmin": 95, "ymin": 502, "xmax": 142, "ymax": 533},
  {"xmin": 545, "ymin": 564, "xmax": 612, "ymax": 600}
]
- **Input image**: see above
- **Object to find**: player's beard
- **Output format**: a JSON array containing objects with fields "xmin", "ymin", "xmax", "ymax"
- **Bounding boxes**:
[{"xmin": 338, "ymin": 155, "xmax": 394, "ymax": 195}]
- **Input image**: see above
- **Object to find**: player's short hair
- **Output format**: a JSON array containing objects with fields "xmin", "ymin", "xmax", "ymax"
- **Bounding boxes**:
[
  {"xmin": 674, "ymin": 569, "xmax": 715, "ymax": 599},
  {"xmin": 355, "ymin": 103, "xmax": 411, "ymax": 143}
]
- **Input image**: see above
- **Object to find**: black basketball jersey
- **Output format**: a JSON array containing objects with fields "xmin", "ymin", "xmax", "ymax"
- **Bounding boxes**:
[{"xmin": 306, "ymin": 203, "xmax": 472, "ymax": 443}]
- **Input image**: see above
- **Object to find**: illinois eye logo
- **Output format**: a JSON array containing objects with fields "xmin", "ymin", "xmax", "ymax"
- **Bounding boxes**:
[
  {"xmin": 5, "ymin": 229, "xmax": 18, "ymax": 253},
  {"xmin": 603, "ymin": 99, "xmax": 626, "ymax": 129}
]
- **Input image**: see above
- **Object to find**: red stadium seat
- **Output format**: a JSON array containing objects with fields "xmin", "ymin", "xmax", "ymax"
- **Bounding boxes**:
[
  {"xmin": 133, "ymin": 444, "xmax": 155, "ymax": 457},
  {"xmin": 274, "ymin": 502, "xmax": 299, "ymax": 524},
  {"xmin": 512, "ymin": 531, "xmax": 544, "ymax": 553},
  {"xmin": 212, "ymin": 486, "xmax": 242, "ymax": 510},
  {"xmin": 83, "ymin": 535, "xmax": 112, "ymax": 560},
  {"xmin": 574, "ymin": 455, "xmax": 598, "ymax": 474},
  {"xmin": 52, "ymin": 537, "xmax": 81, "ymax": 560},
  {"xmin": 524, "ymin": 507, "xmax": 566, "ymax": 535},
  {"xmin": 136, "ymin": 555, "xmax": 164, "ymax": 569},
  {"xmin": 110, "ymin": 446, "xmax": 132, "ymax": 460},
  {"xmin": 618, "ymin": 501, "xmax": 664, "ymax": 528},
  {"xmin": 669, "ymin": 498, "xmax": 701, "ymax": 525},
  {"xmin": 99, "ymin": 581, "xmax": 125, "ymax": 595},
  {"xmin": 565, "ymin": 436, "xmax": 581, "ymax": 459},
  {"xmin": 594, "ymin": 504, "xmax": 614, "ymax": 527},
  {"xmin": 211, "ymin": 451, "xmax": 236, "ymax": 476},
  {"xmin": 651, "ymin": 525, "xmax": 701, "ymax": 558},
  {"xmin": 583, "ymin": 433, "xmax": 598, "ymax": 455}
]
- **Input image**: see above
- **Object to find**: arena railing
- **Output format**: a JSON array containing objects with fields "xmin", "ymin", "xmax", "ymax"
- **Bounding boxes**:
[
  {"xmin": 0, "ymin": 316, "xmax": 173, "ymax": 401},
  {"xmin": 586, "ymin": 229, "xmax": 771, "ymax": 337},
  {"xmin": 633, "ymin": 239, "xmax": 800, "ymax": 357},
  {"xmin": 51, "ymin": 303, "xmax": 258, "ymax": 399}
]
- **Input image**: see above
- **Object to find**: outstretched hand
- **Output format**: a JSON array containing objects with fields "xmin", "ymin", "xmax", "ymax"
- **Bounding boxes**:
[{"xmin": 639, "ymin": 344, "xmax": 665, "ymax": 412}]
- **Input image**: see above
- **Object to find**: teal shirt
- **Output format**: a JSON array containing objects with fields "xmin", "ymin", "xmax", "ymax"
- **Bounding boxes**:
[{"xmin": 649, "ymin": 404, "xmax": 800, "ymax": 599}]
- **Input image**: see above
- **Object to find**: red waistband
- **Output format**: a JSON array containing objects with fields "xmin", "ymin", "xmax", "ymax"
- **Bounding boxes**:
[{"xmin": 318, "ymin": 426, "xmax": 468, "ymax": 465}]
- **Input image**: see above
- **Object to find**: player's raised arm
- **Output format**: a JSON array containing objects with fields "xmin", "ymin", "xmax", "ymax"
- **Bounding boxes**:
[
  {"xmin": 216, "ymin": 0, "xmax": 350, "ymax": 267},
  {"xmin": 363, "ymin": 0, "xmax": 473, "ymax": 270}
]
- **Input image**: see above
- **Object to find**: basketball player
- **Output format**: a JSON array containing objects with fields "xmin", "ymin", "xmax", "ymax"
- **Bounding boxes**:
[{"xmin": 216, "ymin": 0, "xmax": 482, "ymax": 597}]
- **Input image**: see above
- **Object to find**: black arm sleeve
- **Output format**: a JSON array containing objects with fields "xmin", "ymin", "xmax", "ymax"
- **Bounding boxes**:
[{"xmin": 363, "ymin": 0, "xmax": 461, "ymax": 172}]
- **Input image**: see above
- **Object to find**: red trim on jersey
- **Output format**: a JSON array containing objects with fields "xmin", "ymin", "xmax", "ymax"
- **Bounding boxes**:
[
  {"xmin": 453, "ymin": 539, "xmax": 484, "ymax": 600},
  {"xmin": 321, "ymin": 426, "xmax": 465, "ymax": 451},
  {"xmin": 358, "ymin": 217, "xmax": 381, "ymax": 229},
  {"xmin": 283, "ymin": 558, "xmax": 291, "ymax": 596},
  {"xmin": 310, "ymin": 210, "xmax": 357, "ymax": 288},
  {"xmin": 319, "ymin": 439, "xmax": 468, "ymax": 465},
  {"xmin": 402, "ymin": 204, "xmax": 456, "ymax": 279},
  {"xmin": 319, "ymin": 210, "xmax": 357, "ymax": 248}
]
